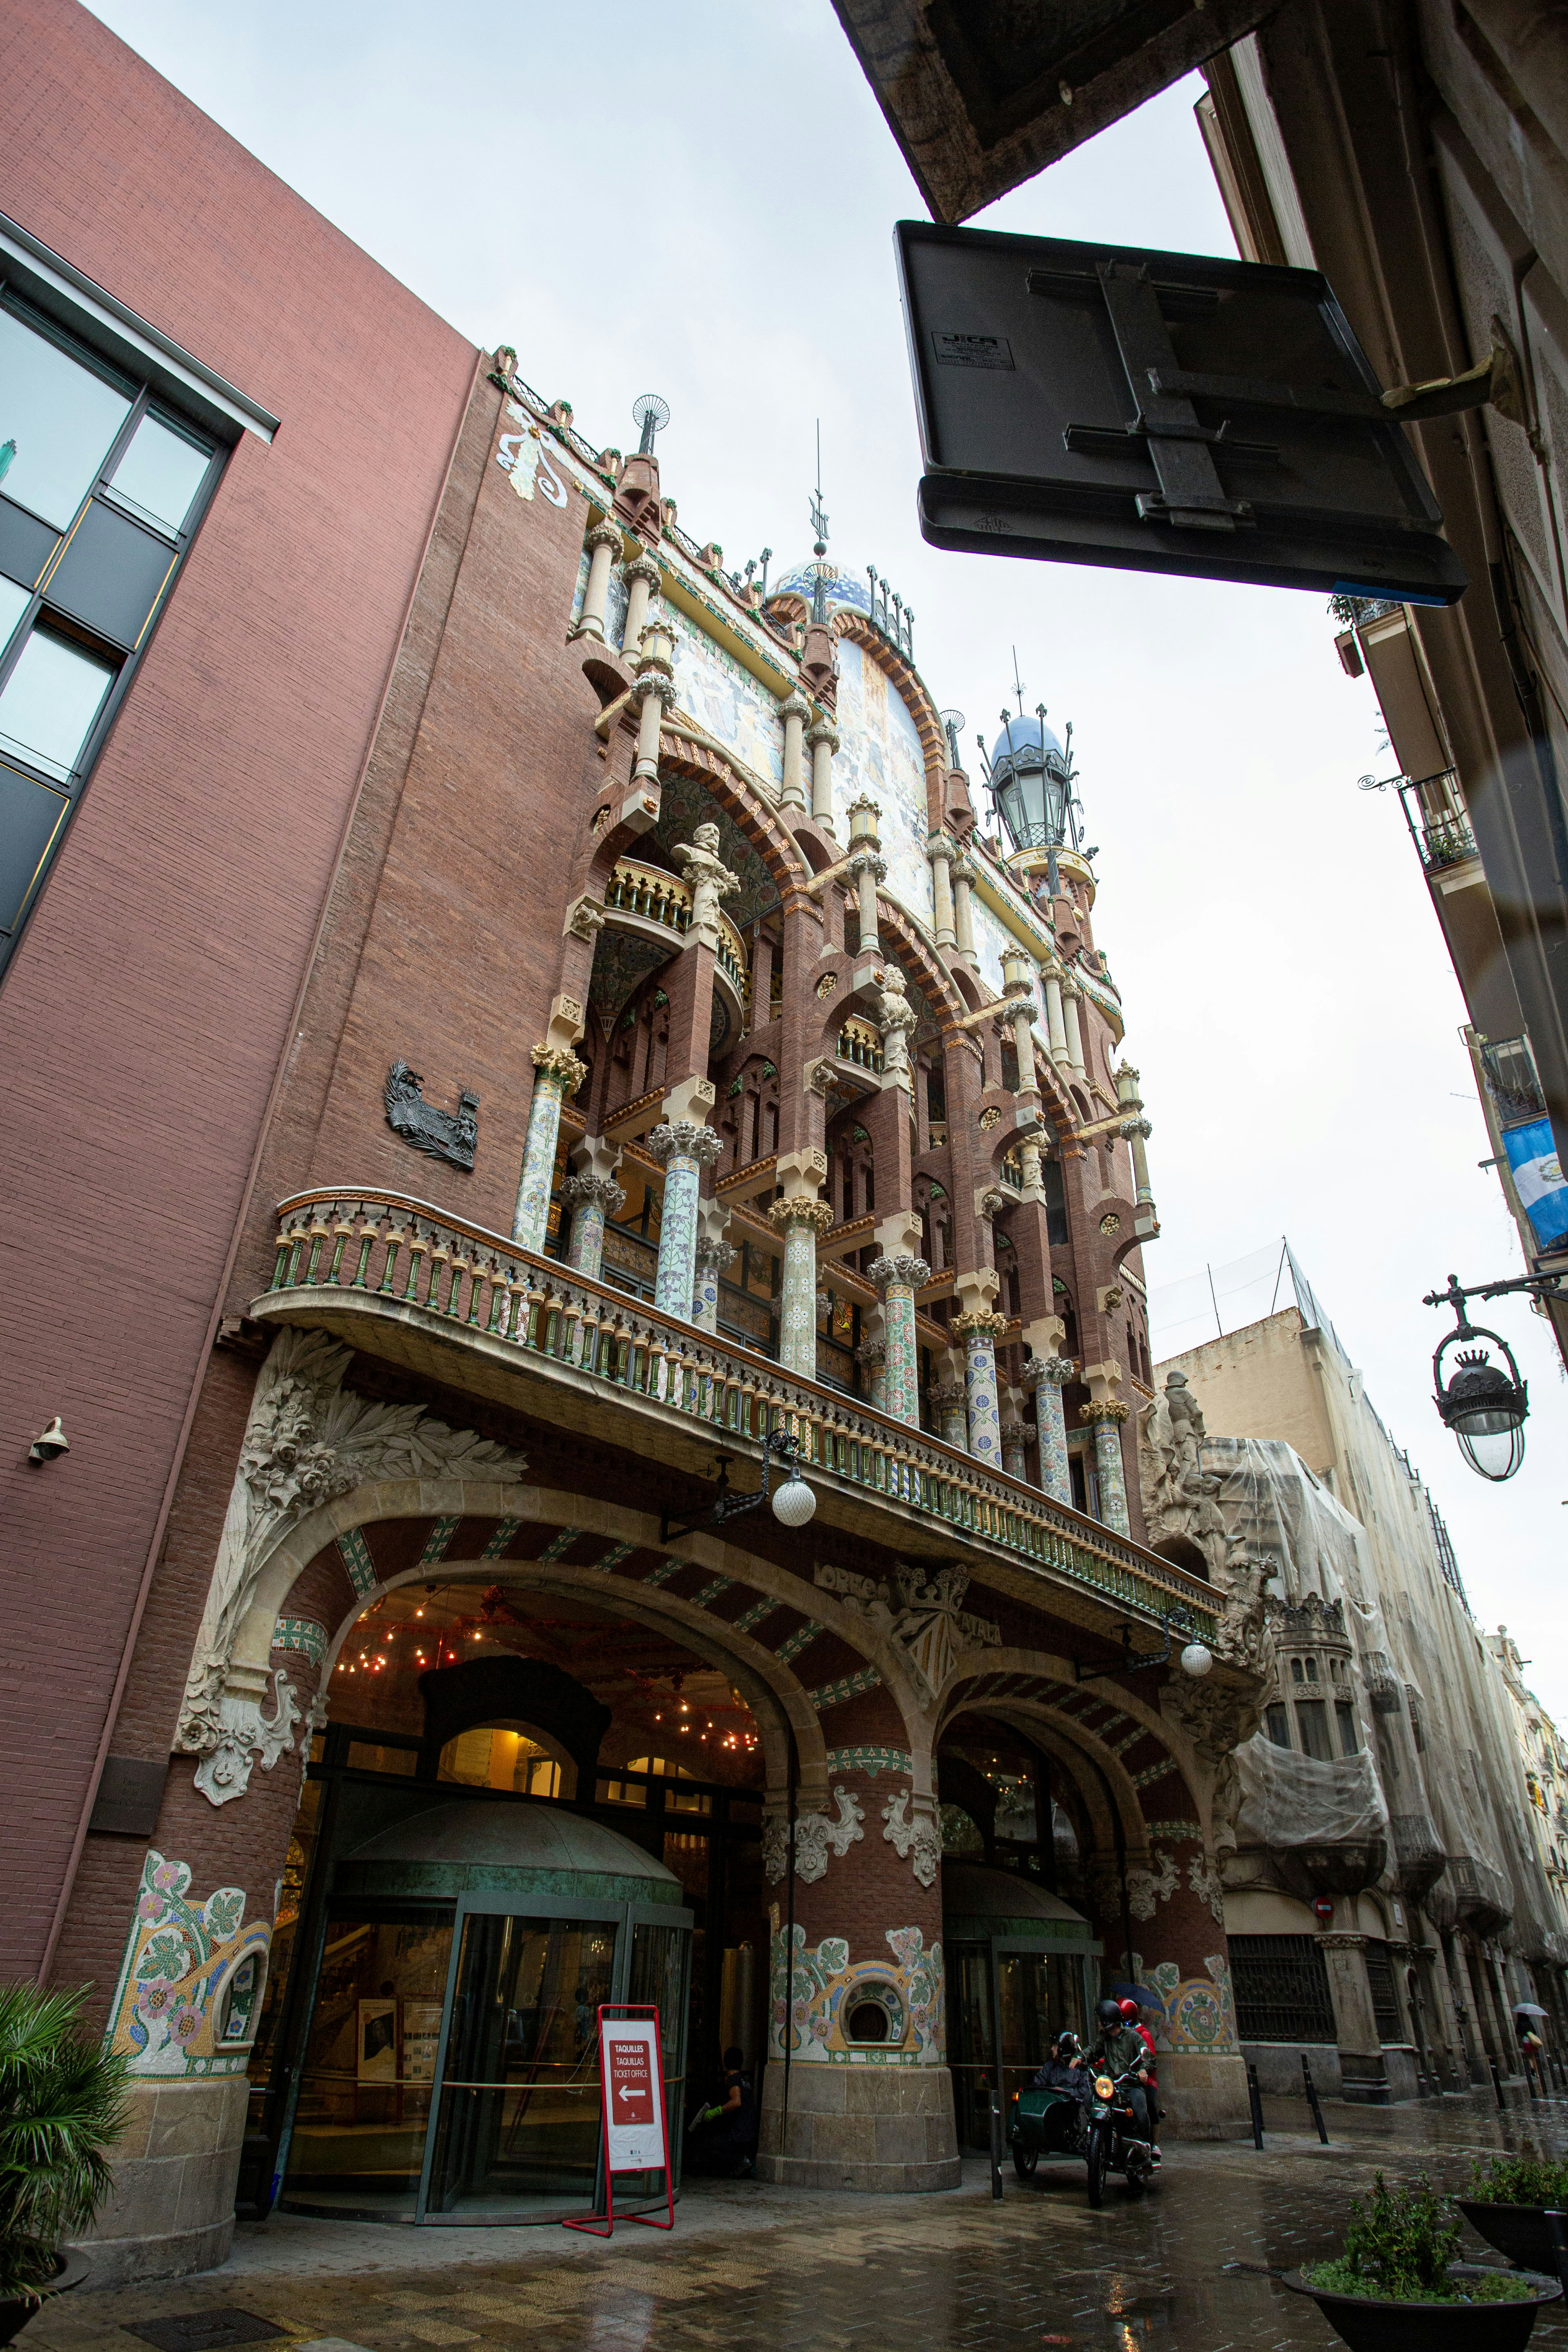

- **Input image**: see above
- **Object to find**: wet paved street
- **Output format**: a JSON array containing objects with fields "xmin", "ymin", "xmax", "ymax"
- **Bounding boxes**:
[{"xmin": 27, "ymin": 2093, "xmax": 1568, "ymax": 2352}]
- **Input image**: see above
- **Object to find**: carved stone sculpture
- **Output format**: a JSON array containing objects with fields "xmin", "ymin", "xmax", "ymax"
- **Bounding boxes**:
[
  {"xmin": 882, "ymin": 1787, "xmax": 941, "ymax": 1887},
  {"xmin": 177, "ymin": 1327, "xmax": 528, "ymax": 1757},
  {"xmin": 875, "ymin": 965, "xmax": 919, "ymax": 1084},
  {"xmin": 762, "ymin": 1790, "xmax": 864, "ymax": 1883},
  {"xmin": 192, "ymin": 1665, "xmax": 303, "ymax": 1806},
  {"xmin": 384, "ymin": 1061, "xmax": 479, "ymax": 1169},
  {"xmin": 672, "ymin": 821, "xmax": 739, "ymax": 943}
]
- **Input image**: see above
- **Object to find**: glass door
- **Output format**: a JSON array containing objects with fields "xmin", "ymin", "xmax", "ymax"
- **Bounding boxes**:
[{"xmin": 421, "ymin": 1909, "xmax": 617, "ymax": 2220}]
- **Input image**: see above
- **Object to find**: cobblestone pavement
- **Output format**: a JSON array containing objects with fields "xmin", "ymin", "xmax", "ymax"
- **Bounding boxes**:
[{"xmin": 25, "ymin": 2094, "xmax": 1568, "ymax": 2352}]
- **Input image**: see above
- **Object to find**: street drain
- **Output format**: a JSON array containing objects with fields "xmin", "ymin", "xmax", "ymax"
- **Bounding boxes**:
[{"xmin": 125, "ymin": 2312, "xmax": 289, "ymax": 2352}]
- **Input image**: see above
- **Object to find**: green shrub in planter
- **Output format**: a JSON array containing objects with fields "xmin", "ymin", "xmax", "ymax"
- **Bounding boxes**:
[
  {"xmin": 1467, "ymin": 2155, "xmax": 1568, "ymax": 2208},
  {"xmin": 0, "ymin": 1984, "xmax": 130, "ymax": 2299},
  {"xmin": 1306, "ymin": 2172, "xmax": 1534, "ymax": 2306}
]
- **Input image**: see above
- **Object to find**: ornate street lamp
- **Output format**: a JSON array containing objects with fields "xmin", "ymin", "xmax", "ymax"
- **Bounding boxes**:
[
  {"xmin": 984, "ymin": 704, "xmax": 1075, "ymax": 856},
  {"xmin": 1424, "ymin": 1270, "xmax": 1561, "ymax": 1481},
  {"xmin": 659, "ymin": 1429, "xmax": 816, "ymax": 1542}
]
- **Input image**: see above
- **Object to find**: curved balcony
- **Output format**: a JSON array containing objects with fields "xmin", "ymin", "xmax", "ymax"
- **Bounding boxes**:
[
  {"xmin": 837, "ymin": 1018, "xmax": 884, "ymax": 1074},
  {"xmin": 255, "ymin": 1187, "xmax": 1218, "ymax": 1642},
  {"xmin": 604, "ymin": 858, "xmax": 749, "ymax": 1007}
]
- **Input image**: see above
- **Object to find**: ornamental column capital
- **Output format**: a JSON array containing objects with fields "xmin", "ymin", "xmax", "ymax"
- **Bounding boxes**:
[
  {"xmin": 1022, "ymin": 1354, "xmax": 1076, "ymax": 1389},
  {"xmin": 925, "ymin": 830, "xmax": 956, "ymax": 864},
  {"xmin": 531, "ymin": 1042, "xmax": 588, "ymax": 1091},
  {"xmin": 847, "ymin": 850, "xmax": 888, "ymax": 885},
  {"xmin": 952, "ymin": 1308, "xmax": 1009, "ymax": 1341},
  {"xmin": 805, "ymin": 714, "xmax": 841, "ymax": 751},
  {"xmin": 648, "ymin": 1120, "xmax": 723, "ymax": 1167},
  {"xmin": 1079, "ymin": 1397, "xmax": 1130, "ymax": 1425},
  {"xmin": 694, "ymin": 1235, "xmax": 738, "ymax": 1274},
  {"xmin": 561, "ymin": 1171, "xmax": 625, "ymax": 1216},
  {"xmin": 868, "ymin": 1252, "xmax": 931, "ymax": 1294},
  {"xmin": 780, "ymin": 686, "xmax": 813, "ymax": 722},
  {"xmin": 1121, "ymin": 1116, "xmax": 1153, "ymax": 1141},
  {"xmin": 623, "ymin": 549, "xmax": 662, "ymax": 588},
  {"xmin": 768, "ymin": 1196, "xmax": 835, "ymax": 1236},
  {"xmin": 1060, "ymin": 972, "xmax": 1083, "ymax": 1000},
  {"xmin": 855, "ymin": 1338, "xmax": 887, "ymax": 1368},
  {"xmin": 632, "ymin": 667, "xmax": 676, "ymax": 708},
  {"xmin": 585, "ymin": 514, "xmax": 624, "ymax": 553}
]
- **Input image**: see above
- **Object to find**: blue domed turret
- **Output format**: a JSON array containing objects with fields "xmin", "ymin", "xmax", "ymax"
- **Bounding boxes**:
[{"xmin": 768, "ymin": 560, "xmax": 873, "ymax": 620}]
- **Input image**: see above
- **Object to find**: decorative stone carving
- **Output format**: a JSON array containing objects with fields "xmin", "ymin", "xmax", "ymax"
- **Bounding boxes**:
[
  {"xmin": 767, "ymin": 1196, "xmax": 835, "ymax": 1236},
  {"xmin": 804, "ymin": 1057, "xmax": 841, "ymax": 1099},
  {"xmin": 1126, "ymin": 1852, "xmax": 1178, "ymax": 1919},
  {"xmin": 177, "ymin": 1329, "xmax": 528, "ymax": 1757},
  {"xmin": 561, "ymin": 1171, "xmax": 626, "ymax": 1219},
  {"xmin": 867, "ymin": 1253, "xmax": 930, "ymax": 1294},
  {"xmin": 978, "ymin": 1106, "xmax": 1001, "ymax": 1130},
  {"xmin": 647, "ymin": 1120, "xmax": 724, "ymax": 1168},
  {"xmin": 1022, "ymin": 1355, "xmax": 1075, "ymax": 1388},
  {"xmin": 815, "ymin": 971, "xmax": 839, "ymax": 998},
  {"xmin": 882, "ymin": 1788, "xmax": 941, "ymax": 1886},
  {"xmin": 192, "ymin": 1665, "xmax": 303, "ymax": 1806},
  {"xmin": 671, "ymin": 821, "xmax": 739, "ymax": 942},
  {"xmin": 564, "ymin": 895, "xmax": 606, "ymax": 943},
  {"xmin": 531, "ymin": 1040, "xmax": 588, "ymax": 1093},
  {"xmin": 875, "ymin": 964, "xmax": 919, "ymax": 1083},
  {"xmin": 694, "ymin": 1236, "xmax": 737, "ymax": 1276},
  {"xmin": 1080, "ymin": 1397, "xmax": 1131, "ymax": 1424},
  {"xmin": 952, "ymin": 1307, "xmax": 1009, "ymax": 1341},
  {"xmin": 976, "ymin": 1187, "xmax": 1008, "ymax": 1221},
  {"xmin": 763, "ymin": 1791, "xmax": 864, "ymax": 1884},
  {"xmin": 812, "ymin": 1559, "xmax": 999, "ymax": 1705},
  {"xmin": 384, "ymin": 1062, "xmax": 479, "ymax": 1169},
  {"xmin": 1187, "ymin": 1851, "xmax": 1227, "ymax": 1923}
]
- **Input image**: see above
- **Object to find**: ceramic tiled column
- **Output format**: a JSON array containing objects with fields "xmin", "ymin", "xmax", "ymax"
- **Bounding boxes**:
[
  {"xmin": 1023, "ymin": 1355, "xmax": 1074, "ymax": 1504},
  {"xmin": 769, "ymin": 1199, "xmax": 834, "ymax": 1376},
  {"xmin": 692, "ymin": 1236, "xmax": 736, "ymax": 1331},
  {"xmin": 562, "ymin": 1171, "xmax": 624, "ymax": 1281},
  {"xmin": 869, "ymin": 1254, "xmax": 929, "ymax": 1427},
  {"xmin": 512, "ymin": 1044, "xmax": 587, "ymax": 1250},
  {"xmin": 855, "ymin": 1338, "xmax": 888, "ymax": 1413},
  {"xmin": 648, "ymin": 1121, "xmax": 721, "ymax": 1320},
  {"xmin": 927, "ymin": 1379, "xmax": 966, "ymax": 1448},
  {"xmin": 953, "ymin": 1309, "xmax": 1007, "ymax": 1466},
  {"xmin": 1000, "ymin": 1419, "xmax": 1030, "ymax": 1479},
  {"xmin": 1082, "ymin": 1400, "xmax": 1132, "ymax": 1533}
]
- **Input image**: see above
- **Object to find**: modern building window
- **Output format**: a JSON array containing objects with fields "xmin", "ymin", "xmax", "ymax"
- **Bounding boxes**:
[
  {"xmin": 0, "ymin": 281, "xmax": 228, "ymax": 977},
  {"xmin": 1295, "ymin": 1699, "xmax": 1333, "ymax": 1762}
]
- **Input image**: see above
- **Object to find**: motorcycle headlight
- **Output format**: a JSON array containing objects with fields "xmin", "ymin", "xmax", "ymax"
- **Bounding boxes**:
[{"xmin": 1094, "ymin": 2075, "xmax": 1114, "ymax": 2099}]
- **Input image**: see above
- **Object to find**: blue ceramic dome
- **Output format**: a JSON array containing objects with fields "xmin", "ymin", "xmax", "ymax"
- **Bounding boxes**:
[{"xmin": 768, "ymin": 560, "xmax": 874, "ymax": 618}]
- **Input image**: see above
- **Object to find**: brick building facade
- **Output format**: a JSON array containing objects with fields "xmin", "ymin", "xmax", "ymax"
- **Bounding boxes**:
[{"xmin": 0, "ymin": 0, "xmax": 1260, "ymax": 2282}]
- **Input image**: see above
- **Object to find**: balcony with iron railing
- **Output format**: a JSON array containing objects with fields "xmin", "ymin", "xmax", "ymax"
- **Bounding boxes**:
[
  {"xmin": 256, "ymin": 1187, "xmax": 1218, "ymax": 1639},
  {"xmin": 1396, "ymin": 773, "xmax": 1477, "ymax": 871}
]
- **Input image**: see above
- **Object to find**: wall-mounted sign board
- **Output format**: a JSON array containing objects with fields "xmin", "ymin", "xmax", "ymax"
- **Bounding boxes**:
[{"xmin": 896, "ymin": 221, "xmax": 1468, "ymax": 604}]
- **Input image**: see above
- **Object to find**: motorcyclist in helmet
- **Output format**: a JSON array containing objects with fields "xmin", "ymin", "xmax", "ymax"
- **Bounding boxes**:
[
  {"xmin": 1086, "ymin": 1997, "xmax": 1157, "ymax": 2159},
  {"xmin": 1033, "ymin": 2028, "xmax": 1089, "ymax": 2102},
  {"xmin": 1119, "ymin": 1997, "xmax": 1162, "ymax": 2164}
]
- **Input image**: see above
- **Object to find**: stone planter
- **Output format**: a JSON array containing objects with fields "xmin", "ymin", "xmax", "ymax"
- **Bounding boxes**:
[
  {"xmin": 1280, "ymin": 2263, "xmax": 1559, "ymax": 2352},
  {"xmin": 1459, "ymin": 2201, "xmax": 1567, "ymax": 2275},
  {"xmin": 0, "ymin": 2249, "xmax": 90, "ymax": 2348}
]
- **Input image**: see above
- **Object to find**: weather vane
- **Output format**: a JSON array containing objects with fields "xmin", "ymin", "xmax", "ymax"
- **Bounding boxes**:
[{"xmin": 809, "ymin": 420, "xmax": 831, "ymax": 624}]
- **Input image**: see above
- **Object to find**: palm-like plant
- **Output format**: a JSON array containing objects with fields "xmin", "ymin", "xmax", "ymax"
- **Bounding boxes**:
[{"xmin": 0, "ymin": 1985, "xmax": 130, "ymax": 2299}]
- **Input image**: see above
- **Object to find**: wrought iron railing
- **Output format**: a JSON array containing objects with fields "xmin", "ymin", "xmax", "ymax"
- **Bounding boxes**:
[
  {"xmin": 1396, "ymin": 773, "xmax": 1474, "ymax": 870},
  {"xmin": 259, "ymin": 1188, "xmax": 1216, "ymax": 1636}
]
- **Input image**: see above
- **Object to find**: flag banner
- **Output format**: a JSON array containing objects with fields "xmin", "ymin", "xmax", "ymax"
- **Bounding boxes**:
[{"xmin": 1503, "ymin": 1118, "xmax": 1568, "ymax": 1250}]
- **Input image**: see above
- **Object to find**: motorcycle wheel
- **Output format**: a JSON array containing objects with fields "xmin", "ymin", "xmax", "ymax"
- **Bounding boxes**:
[
  {"xmin": 1012, "ymin": 2146, "xmax": 1039, "ymax": 2180},
  {"xmin": 1086, "ymin": 2129, "xmax": 1107, "ymax": 2209}
]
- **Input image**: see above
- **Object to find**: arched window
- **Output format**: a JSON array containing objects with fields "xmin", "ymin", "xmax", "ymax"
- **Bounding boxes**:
[{"xmin": 437, "ymin": 1722, "xmax": 575, "ymax": 1797}]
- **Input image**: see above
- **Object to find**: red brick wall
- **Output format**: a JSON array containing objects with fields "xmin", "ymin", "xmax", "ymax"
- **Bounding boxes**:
[{"xmin": 0, "ymin": 0, "xmax": 476, "ymax": 1976}]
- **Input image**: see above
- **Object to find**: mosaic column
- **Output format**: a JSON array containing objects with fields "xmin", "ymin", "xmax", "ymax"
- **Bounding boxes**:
[
  {"xmin": 953, "ymin": 1308, "xmax": 1007, "ymax": 1466},
  {"xmin": 1023, "ymin": 1355, "xmax": 1074, "ymax": 1505},
  {"xmin": 768, "ymin": 1198, "xmax": 835, "ymax": 1376},
  {"xmin": 855, "ymin": 1338, "xmax": 887, "ymax": 1413},
  {"xmin": 692, "ymin": 1235, "xmax": 736, "ymax": 1331},
  {"xmin": 1000, "ymin": 1418, "xmax": 1030, "ymax": 1479},
  {"xmin": 512, "ymin": 1044, "xmax": 587, "ymax": 1250},
  {"xmin": 868, "ymin": 1253, "xmax": 929, "ymax": 1427},
  {"xmin": 1081, "ymin": 1399, "xmax": 1132, "ymax": 1533},
  {"xmin": 779, "ymin": 688, "xmax": 811, "ymax": 813},
  {"xmin": 927, "ymin": 1379, "xmax": 967, "ymax": 1447},
  {"xmin": 562, "ymin": 1171, "xmax": 624, "ymax": 1281},
  {"xmin": 648, "ymin": 1121, "xmax": 722, "ymax": 1320},
  {"xmin": 806, "ymin": 713, "xmax": 840, "ymax": 835}
]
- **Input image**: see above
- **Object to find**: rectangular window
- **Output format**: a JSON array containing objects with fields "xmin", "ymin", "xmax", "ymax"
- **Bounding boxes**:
[
  {"xmin": 0, "ymin": 283, "xmax": 226, "ymax": 974},
  {"xmin": 1336, "ymin": 1701, "xmax": 1359, "ymax": 1756},
  {"xmin": 1229, "ymin": 1933, "xmax": 1336, "ymax": 2043},
  {"xmin": 1364, "ymin": 1942, "xmax": 1403, "ymax": 2044},
  {"xmin": 1296, "ymin": 1699, "xmax": 1333, "ymax": 1762},
  {"xmin": 1265, "ymin": 1703, "xmax": 1291, "ymax": 1749}
]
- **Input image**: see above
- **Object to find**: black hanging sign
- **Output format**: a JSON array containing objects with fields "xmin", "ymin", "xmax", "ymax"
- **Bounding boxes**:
[{"xmin": 896, "ymin": 221, "xmax": 1469, "ymax": 605}]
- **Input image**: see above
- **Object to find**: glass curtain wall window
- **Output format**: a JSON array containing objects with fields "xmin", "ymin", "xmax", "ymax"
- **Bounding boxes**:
[{"xmin": 0, "ymin": 288, "xmax": 225, "ymax": 975}]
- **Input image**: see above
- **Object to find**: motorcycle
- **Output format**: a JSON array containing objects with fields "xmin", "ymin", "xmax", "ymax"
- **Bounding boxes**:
[
  {"xmin": 1082, "ymin": 2061, "xmax": 1156, "ymax": 2207},
  {"xmin": 1007, "ymin": 2078, "xmax": 1089, "ymax": 2179}
]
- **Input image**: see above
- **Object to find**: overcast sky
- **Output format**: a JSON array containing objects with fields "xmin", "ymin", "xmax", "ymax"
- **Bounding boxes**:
[{"xmin": 87, "ymin": 0, "xmax": 1568, "ymax": 1711}]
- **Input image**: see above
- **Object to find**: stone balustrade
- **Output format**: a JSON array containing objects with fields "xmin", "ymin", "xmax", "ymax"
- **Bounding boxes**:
[
  {"xmin": 260, "ymin": 1187, "xmax": 1216, "ymax": 1639},
  {"xmin": 837, "ymin": 1018, "xmax": 885, "ymax": 1074},
  {"xmin": 604, "ymin": 857, "xmax": 748, "ymax": 1000}
]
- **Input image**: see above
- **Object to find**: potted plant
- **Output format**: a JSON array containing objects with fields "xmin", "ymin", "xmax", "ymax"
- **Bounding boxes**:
[
  {"xmin": 1460, "ymin": 2154, "xmax": 1568, "ymax": 2275},
  {"xmin": 0, "ymin": 1984, "xmax": 129, "ymax": 2344},
  {"xmin": 1282, "ymin": 2170, "xmax": 1560, "ymax": 2351}
]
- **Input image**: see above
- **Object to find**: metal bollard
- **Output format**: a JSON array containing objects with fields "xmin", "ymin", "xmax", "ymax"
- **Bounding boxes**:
[
  {"xmin": 1247, "ymin": 2060, "xmax": 1265, "ymax": 2150},
  {"xmin": 1490, "ymin": 2056, "xmax": 1506, "ymax": 2111},
  {"xmin": 989, "ymin": 2093, "xmax": 1004, "ymax": 2201},
  {"xmin": 1301, "ymin": 2053, "xmax": 1330, "ymax": 2145}
]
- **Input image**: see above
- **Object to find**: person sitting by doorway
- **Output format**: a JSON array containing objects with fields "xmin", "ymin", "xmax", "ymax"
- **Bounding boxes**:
[
  {"xmin": 686, "ymin": 2047, "xmax": 758, "ymax": 2176},
  {"xmin": 1033, "ymin": 2029, "xmax": 1089, "ymax": 2102}
]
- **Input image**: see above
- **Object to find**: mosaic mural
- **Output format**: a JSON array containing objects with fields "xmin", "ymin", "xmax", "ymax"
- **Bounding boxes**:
[
  {"xmin": 105, "ymin": 1850, "xmax": 270, "ymax": 2078},
  {"xmin": 835, "ymin": 639, "xmax": 934, "ymax": 929},
  {"xmin": 665, "ymin": 604, "xmax": 784, "ymax": 788},
  {"xmin": 768, "ymin": 1913, "xmax": 944, "ymax": 2065},
  {"xmin": 1148, "ymin": 1953, "xmax": 1238, "ymax": 2054}
]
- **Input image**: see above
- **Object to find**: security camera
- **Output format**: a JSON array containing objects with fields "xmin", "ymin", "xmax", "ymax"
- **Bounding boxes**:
[{"xmin": 27, "ymin": 1416, "xmax": 69, "ymax": 1464}]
